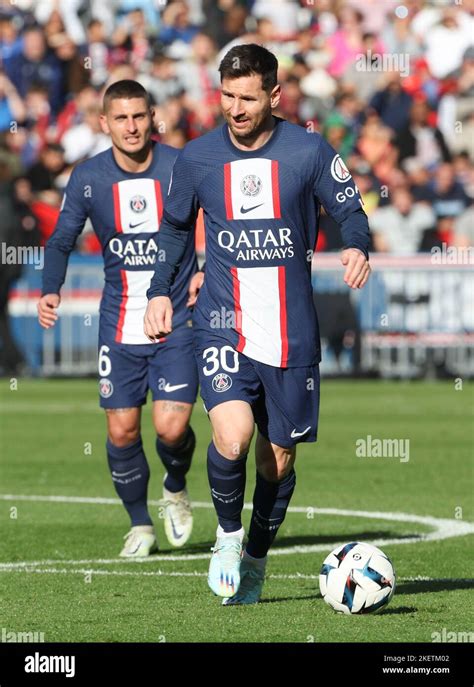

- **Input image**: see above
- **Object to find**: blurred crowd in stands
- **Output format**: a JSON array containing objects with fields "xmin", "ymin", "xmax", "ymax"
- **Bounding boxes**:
[{"xmin": 0, "ymin": 0, "xmax": 473, "ymax": 260}]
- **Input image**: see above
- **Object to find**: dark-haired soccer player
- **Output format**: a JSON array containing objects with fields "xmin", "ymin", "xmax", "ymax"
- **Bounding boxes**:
[
  {"xmin": 145, "ymin": 45, "xmax": 371, "ymax": 603},
  {"xmin": 38, "ymin": 80, "xmax": 202, "ymax": 556}
]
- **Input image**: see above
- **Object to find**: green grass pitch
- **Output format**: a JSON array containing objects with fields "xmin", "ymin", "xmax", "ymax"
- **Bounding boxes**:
[{"xmin": 0, "ymin": 378, "xmax": 473, "ymax": 643}]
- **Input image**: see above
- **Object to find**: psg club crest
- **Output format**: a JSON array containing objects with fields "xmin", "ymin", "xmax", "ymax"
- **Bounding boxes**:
[
  {"xmin": 99, "ymin": 378, "xmax": 114, "ymax": 398},
  {"xmin": 130, "ymin": 195, "xmax": 147, "ymax": 213},
  {"xmin": 240, "ymin": 174, "xmax": 262, "ymax": 197},
  {"xmin": 212, "ymin": 373, "xmax": 232, "ymax": 393},
  {"xmin": 330, "ymin": 154, "xmax": 352, "ymax": 183}
]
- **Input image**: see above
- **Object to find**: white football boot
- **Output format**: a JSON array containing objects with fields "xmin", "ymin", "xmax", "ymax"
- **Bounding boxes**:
[
  {"xmin": 208, "ymin": 526, "xmax": 244, "ymax": 597},
  {"xmin": 120, "ymin": 525, "xmax": 158, "ymax": 557},
  {"xmin": 163, "ymin": 481, "xmax": 193, "ymax": 547},
  {"xmin": 222, "ymin": 552, "xmax": 266, "ymax": 605}
]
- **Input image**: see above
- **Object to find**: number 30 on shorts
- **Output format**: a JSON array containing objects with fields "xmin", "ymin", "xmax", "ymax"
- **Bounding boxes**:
[{"xmin": 202, "ymin": 346, "xmax": 239, "ymax": 376}]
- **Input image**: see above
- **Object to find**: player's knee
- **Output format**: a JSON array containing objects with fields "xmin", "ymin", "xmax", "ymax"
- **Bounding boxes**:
[
  {"xmin": 155, "ymin": 421, "xmax": 188, "ymax": 446},
  {"xmin": 259, "ymin": 454, "xmax": 294, "ymax": 482},
  {"xmin": 107, "ymin": 426, "xmax": 140, "ymax": 447},
  {"xmin": 213, "ymin": 430, "xmax": 252, "ymax": 460}
]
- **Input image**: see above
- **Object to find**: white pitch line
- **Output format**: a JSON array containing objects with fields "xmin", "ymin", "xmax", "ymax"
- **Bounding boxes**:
[
  {"xmin": 0, "ymin": 566, "xmax": 471, "ymax": 586},
  {"xmin": 0, "ymin": 493, "xmax": 472, "ymax": 571}
]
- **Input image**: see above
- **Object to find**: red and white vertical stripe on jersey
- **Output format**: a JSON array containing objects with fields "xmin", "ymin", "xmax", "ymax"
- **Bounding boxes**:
[
  {"xmin": 224, "ymin": 158, "xmax": 281, "ymax": 221},
  {"xmin": 115, "ymin": 270, "xmax": 156, "ymax": 345},
  {"xmin": 112, "ymin": 178, "xmax": 164, "ymax": 344},
  {"xmin": 231, "ymin": 265, "xmax": 289, "ymax": 367},
  {"xmin": 112, "ymin": 178, "xmax": 163, "ymax": 233}
]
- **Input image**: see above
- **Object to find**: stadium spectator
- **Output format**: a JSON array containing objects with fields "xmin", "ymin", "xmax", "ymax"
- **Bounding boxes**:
[
  {"xmin": 251, "ymin": 0, "xmax": 300, "ymax": 38},
  {"xmin": 0, "ymin": 70, "xmax": 26, "ymax": 132},
  {"xmin": 60, "ymin": 103, "xmax": 110, "ymax": 163},
  {"xmin": 5, "ymin": 25, "xmax": 64, "ymax": 115},
  {"xmin": 369, "ymin": 72, "xmax": 413, "ymax": 134},
  {"xmin": 85, "ymin": 20, "xmax": 111, "ymax": 88},
  {"xmin": 381, "ymin": 5, "xmax": 422, "ymax": 58},
  {"xmin": 347, "ymin": 0, "xmax": 398, "ymax": 35},
  {"xmin": 159, "ymin": 1, "xmax": 200, "ymax": 49},
  {"xmin": 0, "ymin": 12, "xmax": 23, "ymax": 64},
  {"xmin": 370, "ymin": 186, "xmax": 435, "ymax": 254},
  {"xmin": 423, "ymin": 7, "xmax": 473, "ymax": 80},
  {"xmin": 453, "ymin": 205, "xmax": 474, "ymax": 248},
  {"xmin": 417, "ymin": 162, "xmax": 470, "ymax": 220},
  {"xmin": 35, "ymin": 0, "xmax": 87, "ymax": 46},
  {"xmin": 341, "ymin": 33, "xmax": 387, "ymax": 103},
  {"xmin": 26, "ymin": 142, "xmax": 65, "ymax": 193},
  {"xmin": 112, "ymin": 8, "xmax": 153, "ymax": 72},
  {"xmin": 395, "ymin": 100, "xmax": 450, "ymax": 168},
  {"xmin": 202, "ymin": 0, "xmax": 248, "ymax": 50},
  {"xmin": 0, "ymin": 174, "xmax": 38, "ymax": 375},
  {"xmin": 175, "ymin": 32, "xmax": 221, "ymax": 132},
  {"xmin": 139, "ymin": 52, "xmax": 184, "ymax": 106},
  {"xmin": 325, "ymin": 7, "xmax": 366, "ymax": 78}
]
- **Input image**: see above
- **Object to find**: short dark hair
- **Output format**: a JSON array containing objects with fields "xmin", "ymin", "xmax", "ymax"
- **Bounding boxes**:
[
  {"xmin": 218, "ymin": 44, "xmax": 278, "ymax": 92},
  {"xmin": 103, "ymin": 80, "xmax": 151, "ymax": 112}
]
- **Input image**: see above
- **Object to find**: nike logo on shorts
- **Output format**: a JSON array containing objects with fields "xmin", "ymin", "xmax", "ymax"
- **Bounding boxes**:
[
  {"xmin": 290, "ymin": 426, "xmax": 311, "ymax": 439},
  {"xmin": 164, "ymin": 383, "xmax": 189, "ymax": 393}
]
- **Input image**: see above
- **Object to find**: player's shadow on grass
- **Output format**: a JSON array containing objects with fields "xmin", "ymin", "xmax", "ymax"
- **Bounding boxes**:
[
  {"xmin": 160, "ymin": 531, "xmax": 420, "ymax": 554},
  {"xmin": 396, "ymin": 579, "xmax": 474, "ymax": 595},
  {"xmin": 258, "ymin": 594, "xmax": 320, "ymax": 604},
  {"xmin": 267, "ymin": 532, "xmax": 420, "ymax": 547},
  {"xmin": 379, "ymin": 606, "xmax": 418, "ymax": 614}
]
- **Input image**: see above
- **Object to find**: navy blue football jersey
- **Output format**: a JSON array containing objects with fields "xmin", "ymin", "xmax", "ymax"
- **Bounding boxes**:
[
  {"xmin": 43, "ymin": 142, "xmax": 198, "ymax": 344},
  {"xmin": 149, "ymin": 118, "xmax": 370, "ymax": 367}
]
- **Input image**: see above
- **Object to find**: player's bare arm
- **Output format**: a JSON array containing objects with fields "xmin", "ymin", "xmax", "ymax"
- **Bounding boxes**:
[{"xmin": 341, "ymin": 248, "xmax": 371, "ymax": 290}]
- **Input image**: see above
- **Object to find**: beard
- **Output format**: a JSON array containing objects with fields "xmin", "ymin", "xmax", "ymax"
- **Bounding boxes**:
[{"xmin": 226, "ymin": 111, "xmax": 270, "ymax": 142}]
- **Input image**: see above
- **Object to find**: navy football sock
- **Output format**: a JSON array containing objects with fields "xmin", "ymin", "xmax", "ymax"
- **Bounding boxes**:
[
  {"xmin": 246, "ymin": 469, "xmax": 296, "ymax": 558},
  {"xmin": 207, "ymin": 441, "xmax": 247, "ymax": 533},
  {"xmin": 156, "ymin": 426, "xmax": 196, "ymax": 493},
  {"xmin": 106, "ymin": 438, "xmax": 152, "ymax": 527}
]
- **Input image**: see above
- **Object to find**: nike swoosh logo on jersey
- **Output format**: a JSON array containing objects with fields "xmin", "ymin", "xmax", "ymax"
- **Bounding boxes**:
[
  {"xmin": 164, "ymin": 383, "xmax": 189, "ymax": 393},
  {"xmin": 129, "ymin": 220, "xmax": 148, "ymax": 229},
  {"xmin": 112, "ymin": 467, "xmax": 140, "ymax": 477},
  {"xmin": 290, "ymin": 426, "xmax": 311, "ymax": 439},
  {"xmin": 240, "ymin": 203, "xmax": 264, "ymax": 214}
]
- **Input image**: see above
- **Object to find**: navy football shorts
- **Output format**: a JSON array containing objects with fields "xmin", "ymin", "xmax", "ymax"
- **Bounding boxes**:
[
  {"xmin": 195, "ymin": 335, "xmax": 320, "ymax": 448},
  {"xmin": 98, "ymin": 322, "xmax": 198, "ymax": 409}
]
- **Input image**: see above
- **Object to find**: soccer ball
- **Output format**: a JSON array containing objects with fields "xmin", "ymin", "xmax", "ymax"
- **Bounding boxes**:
[{"xmin": 319, "ymin": 542, "xmax": 396, "ymax": 615}]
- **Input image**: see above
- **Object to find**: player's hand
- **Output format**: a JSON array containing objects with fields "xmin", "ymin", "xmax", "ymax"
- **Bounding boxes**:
[
  {"xmin": 144, "ymin": 296, "xmax": 173, "ymax": 341},
  {"xmin": 37, "ymin": 293, "xmax": 61, "ymax": 329},
  {"xmin": 186, "ymin": 270, "xmax": 204, "ymax": 307},
  {"xmin": 341, "ymin": 248, "xmax": 371, "ymax": 289}
]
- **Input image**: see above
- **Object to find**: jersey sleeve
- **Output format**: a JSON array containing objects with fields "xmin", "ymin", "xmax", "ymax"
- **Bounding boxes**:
[
  {"xmin": 312, "ymin": 137, "xmax": 370, "ymax": 258},
  {"xmin": 147, "ymin": 151, "xmax": 199, "ymax": 299},
  {"xmin": 41, "ymin": 167, "xmax": 89, "ymax": 295},
  {"xmin": 161, "ymin": 151, "xmax": 200, "ymax": 228}
]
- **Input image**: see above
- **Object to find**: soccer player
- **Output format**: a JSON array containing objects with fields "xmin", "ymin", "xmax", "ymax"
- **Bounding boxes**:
[
  {"xmin": 38, "ymin": 80, "xmax": 202, "ymax": 556},
  {"xmin": 144, "ymin": 45, "xmax": 371, "ymax": 604}
]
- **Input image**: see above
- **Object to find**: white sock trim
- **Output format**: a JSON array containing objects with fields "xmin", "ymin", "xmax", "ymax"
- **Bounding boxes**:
[{"xmin": 217, "ymin": 525, "xmax": 244, "ymax": 540}]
